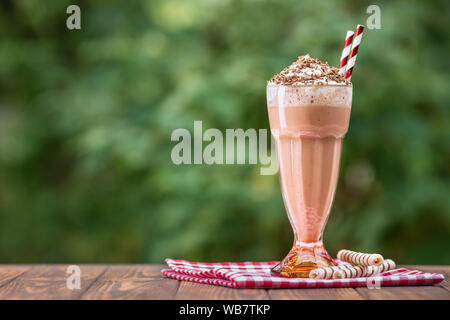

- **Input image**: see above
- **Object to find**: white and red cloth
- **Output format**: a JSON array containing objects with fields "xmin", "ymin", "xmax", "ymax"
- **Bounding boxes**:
[{"xmin": 162, "ymin": 259, "xmax": 444, "ymax": 288}]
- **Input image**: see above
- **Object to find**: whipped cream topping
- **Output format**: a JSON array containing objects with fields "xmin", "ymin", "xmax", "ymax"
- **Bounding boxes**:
[{"xmin": 268, "ymin": 54, "xmax": 350, "ymax": 86}]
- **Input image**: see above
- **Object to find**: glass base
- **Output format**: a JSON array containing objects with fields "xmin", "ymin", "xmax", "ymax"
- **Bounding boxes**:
[{"xmin": 271, "ymin": 240, "xmax": 336, "ymax": 278}]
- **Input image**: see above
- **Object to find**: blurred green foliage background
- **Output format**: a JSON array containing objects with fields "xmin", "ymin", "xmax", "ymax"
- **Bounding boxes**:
[{"xmin": 0, "ymin": 0, "xmax": 449, "ymax": 264}]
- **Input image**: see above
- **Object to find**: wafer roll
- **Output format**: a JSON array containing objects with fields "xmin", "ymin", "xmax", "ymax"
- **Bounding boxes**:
[
  {"xmin": 310, "ymin": 265, "xmax": 367, "ymax": 279},
  {"xmin": 363, "ymin": 265, "xmax": 380, "ymax": 277},
  {"xmin": 375, "ymin": 259, "xmax": 396, "ymax": 273},
  {"xmin": 337, "ymin": 264, "xmax": 376, "ymax": 277},
  {"xmin": 340, "ymin": 264, "xmax": 364, "ymax": 277},
  {"xmin": 309, "ymin": 266, "xmax": 345, "ymax": 279},
  {"xmin": 310, "ymin": 259, "xmax": 397, "ymax": 280},
  {"xmin": 337, "ymin": 249, "xmax": 384, "ymax": 267},
  {"xmin": 340, "ymin": 260, "xmax": 395, "ymax": 278}
]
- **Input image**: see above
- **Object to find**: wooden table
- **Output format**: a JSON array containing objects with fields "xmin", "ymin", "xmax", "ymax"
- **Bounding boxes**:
[{"xmin": 0, "ymin": 265, "xmax": 448, "ymax": 300}]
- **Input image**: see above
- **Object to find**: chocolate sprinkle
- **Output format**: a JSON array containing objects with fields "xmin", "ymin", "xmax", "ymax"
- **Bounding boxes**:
[{"xmin": 268, "ymin": 54, "xmax": 350, "ymax": 86}]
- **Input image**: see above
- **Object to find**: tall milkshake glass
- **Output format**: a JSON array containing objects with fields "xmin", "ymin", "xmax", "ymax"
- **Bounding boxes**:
[{"xmin": 267, "ymin": 79, "xmax": 352, "ymax": 277}]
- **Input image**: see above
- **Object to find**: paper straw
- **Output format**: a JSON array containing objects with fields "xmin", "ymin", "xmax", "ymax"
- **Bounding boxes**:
[
  {"xmin": 345, "ymin": 24, "xmax": 364, "ymax": 80},
  {"xmin": 338, "ymin": 30, "xmax": 354, "ymax": 76}
]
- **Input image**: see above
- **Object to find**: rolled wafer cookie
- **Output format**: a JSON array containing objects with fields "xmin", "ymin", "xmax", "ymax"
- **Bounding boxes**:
[
  {"xmin": 335, "ymin": 260, "xmax": 396, "ymax": 278},
  {"xmin": 338, "ymin": 265, "xmax": 378, "ymax": 277},
  {"xmin": 363, "ymin": 265, "xmax": 380, "ymax": 277},
  {"xmin": 375, "ymin": 259, "xmax": 396, "ymax": 274},
  {"xmin": 310, "ymin": 265, "xmax": 375, "ymax": 279},
  {"xmin": 337, "ymin": 249, "xmax": 384, "ymax": 267},
  {"xmin": 361, "ymin": 260, "xmax": 396, "ymax": 277},
  {"xmin": 309, "ymin": 266, "xmax": 345, "ymax": 279},
  {"xmin": 340, "ymin": 264, "xmax": 364, "ymax": 277}
]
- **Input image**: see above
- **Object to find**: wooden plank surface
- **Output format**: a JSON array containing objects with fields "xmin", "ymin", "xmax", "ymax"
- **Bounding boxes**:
[
  {"xmin": 268, "ymin": 287, "xmax": 363, "ymax": 300},
  {"xmin": 356, "ymin": 286, "xmax": 449, "ymax": 300},
  {"xmin": 176, "ymin": 281, "xmax": 269, "ymax": 300},
  {"xmin": 0, "ymin": 265, "xmax": 31, "ymax": 288},
  {"xmin": 0, "ymin": 265, "xmax": 448, "ymax": 300},
  {"xmin": 0, "ymin": 265, "xmax": 106, "ymax": 300},
  {"xmin": 80, "ymin": 265, "xmax": 179, "ymax": 300}
]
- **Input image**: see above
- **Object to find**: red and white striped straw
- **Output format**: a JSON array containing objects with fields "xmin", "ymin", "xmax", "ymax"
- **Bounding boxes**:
[
  {"xmin": 338, "ymin": 31, "xmax": 354, "ymax": 76},
  {"xmin": 345, "ymin": 24, "xmax": 364, "ymax": 81}
]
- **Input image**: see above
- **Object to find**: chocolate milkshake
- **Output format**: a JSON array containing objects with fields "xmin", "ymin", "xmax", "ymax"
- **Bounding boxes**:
[{"xmin": 267, "ymin": 55, "xmax": 352, "ymax": 277}]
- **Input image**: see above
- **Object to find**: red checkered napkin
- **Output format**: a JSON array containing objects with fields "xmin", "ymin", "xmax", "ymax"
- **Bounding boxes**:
[{"xmin": 162, "ymin": 259, "xmax": 444, "ymax": 288}]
